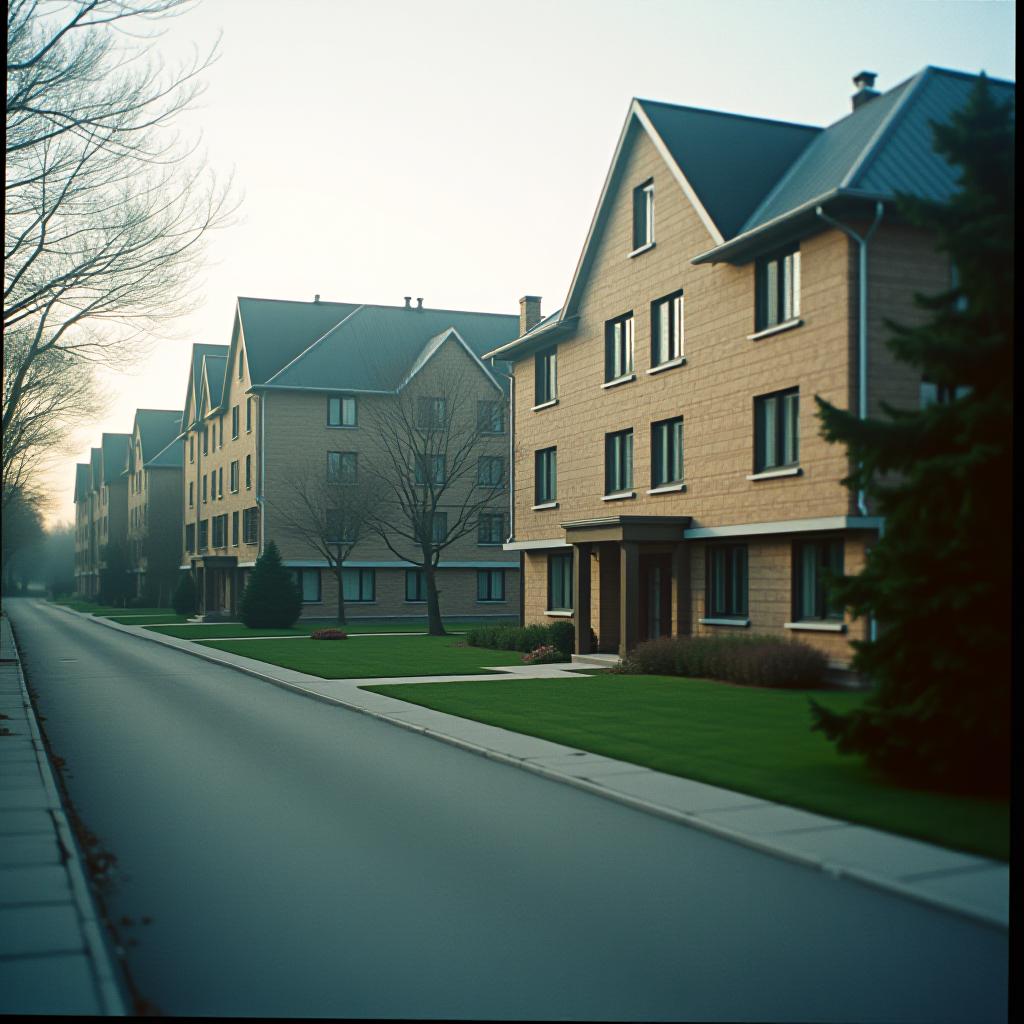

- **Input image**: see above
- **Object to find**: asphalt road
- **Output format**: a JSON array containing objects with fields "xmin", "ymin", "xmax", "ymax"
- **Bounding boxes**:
[{"xmin": 6, "ymin": 598, "xmax": 1007, "ymax": 1021}]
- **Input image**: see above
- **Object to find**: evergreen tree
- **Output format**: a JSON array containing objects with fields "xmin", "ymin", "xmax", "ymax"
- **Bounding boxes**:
[
  {"xmin": 172, "ymin": 572, "xmax": 198, "ymax": 616},
  {"xmin": 98, "ymin": 540, "xmax": 133, "ymax": 607},
  {"xmin": 810, "ymin": 76, "xmax": 1013, "ymax": 795},
  {"xmin": 239, "ymin": 540, "xmax": 302, "ymax": 628}
]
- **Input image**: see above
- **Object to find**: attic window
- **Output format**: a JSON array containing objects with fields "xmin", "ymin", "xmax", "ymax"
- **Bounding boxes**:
[
  {"xmin": 237, "ymin": 347, "xmax": 245, "ymax": 379},
  {"xmin": 632, "ymin": 179, "xmax": 655, "ymax": 251}
]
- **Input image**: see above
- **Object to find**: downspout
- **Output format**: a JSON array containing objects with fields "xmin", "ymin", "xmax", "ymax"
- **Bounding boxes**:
[
  {"xmin": 815, "ymin": 200, "xmax": 884, "ymax": 642},
  {"xmin": 258, "ymin": 391, "xmax": 266, "ymax": 556},
  {"xmin": 506, "ymin": 370, "xmax": 515, "ymax": 544}
]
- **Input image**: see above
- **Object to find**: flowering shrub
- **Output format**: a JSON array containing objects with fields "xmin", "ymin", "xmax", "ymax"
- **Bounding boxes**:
[
  {"xmin": 311, "ymin": 628, "xmax": 348, "ymax": 640},
  {"xmin": 522, "ymin": 644, "xmax": 564, "ymax": 665}
]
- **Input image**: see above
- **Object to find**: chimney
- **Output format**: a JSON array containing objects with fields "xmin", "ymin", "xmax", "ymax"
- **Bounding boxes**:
[
  {"xmin": 852, "ymin": 70, "xmax": 879, "ymax": 110},
  {"xmin": 314, "ymin": 294, "xmax": 320, "ymax": 303},
  {"xmin": 519, "ymin": 295, "xmax": 542, "ymax": 337},
  {"xmin": 416, "ymin": 297, "xmax": 424, "ymax": 310},
  {"xmin": 404, "ymin": 296, "xmax": 412, "ymax": 308}
]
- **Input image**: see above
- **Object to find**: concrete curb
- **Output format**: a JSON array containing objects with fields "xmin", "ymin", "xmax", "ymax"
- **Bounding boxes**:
[{"xmin": 62, "ymin": 604, "xmax": 1007, "ymax": 931}]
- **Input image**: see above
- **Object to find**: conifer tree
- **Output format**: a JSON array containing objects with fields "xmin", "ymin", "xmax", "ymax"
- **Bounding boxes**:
[
  {"xmin": 239, "ymin": 540, "xmax": 302, "ymax": 629},
  {"xmin": 810, "ymin": 76, "xmax": 1013, "ymax": 794}
]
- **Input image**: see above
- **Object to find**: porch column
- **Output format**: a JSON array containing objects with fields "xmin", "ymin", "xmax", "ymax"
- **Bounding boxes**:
[
  {"xmin": 574, "ymin": 543, "xmax": 593, "ymax": 655},
  {"xmin": 619, "ymin": 541, "xmax": 640, "ymax": 655},
  {"xmin": 671, "ymin": 543, "xmax": 690, "ymax": 637}
]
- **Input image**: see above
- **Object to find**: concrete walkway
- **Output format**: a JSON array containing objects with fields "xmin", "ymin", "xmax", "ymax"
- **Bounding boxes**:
[
  {"xmin": 58, "ymin": 605, "xmax": 1008, "ymax": 933},
  {"xmin": 0, "ymin": 614, "xmax": 128, "ymax": 1015}
]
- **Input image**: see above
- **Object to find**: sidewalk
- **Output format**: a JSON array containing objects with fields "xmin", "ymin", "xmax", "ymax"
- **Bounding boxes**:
[
  {"xmin": 0, "ymin": 614, "xmax": 128, "ymax": 1015},
  {"xmin": 70, "ymin": 606, "xmax": 1008, "ymax": 932}
]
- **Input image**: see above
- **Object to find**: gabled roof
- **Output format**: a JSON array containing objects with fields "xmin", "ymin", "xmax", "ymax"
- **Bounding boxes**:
[
  {"xmin": 181, "ymin": 343, "xmax": 229, "ymax": 429},
  {"xmin": 73, "ymin": 464, "xmax": 90, "ymax": 503},
  {"xmin": 128, "ymin": 410, "xmax": 183, "ymax": 472},
  {"xmin": 254, "ymin": 301, "xmax": 518, "ymax": 395},
  {"xmin": 398, "ymin": 327, "xmax": 504, "ymax": 394},
  {"xmin": 89, "ymin": 448, "xmax": 102, "ymax": 491},
  {"xmin": 100, "ymin": 433, "xmax": 130, "ymax": 484},
  {"xmin": 144, "ymin": 436, "xmax": 184, "ymax": 469},
  {"xmin": 201, "ymin": 355, "xmax": 227, "ymax": 411}
]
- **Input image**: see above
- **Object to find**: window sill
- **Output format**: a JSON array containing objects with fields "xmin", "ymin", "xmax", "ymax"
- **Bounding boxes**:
[
  {"xmin": 545, "ymin": 609, "xmax": 573, "ymax": 618},
  {"xmin": 699, "ymin": 617, "xmax": 751, "ymax": 627},
  {"xmin": 477, "ymin": 599, "xmax": 508, "ymax": 604},
  {"xmin": 602, "ymin": 490, "xmax": 636, "ymax": 502},
  {"xmin": 747, "ymin": 466, "xmax": 802, "ymax": 481},
  {"xmin": 601, "ymin": 373, "xmax": 636, "ymax": 390},
  {"xmin": 477, "ymin": 542, "xmax": 503, "ymax": 547},
  {"xmin": 532, "ymin": 398, "xmax": 558, "ymax": 412},
  {"xmin": 327, "ymin": 424, "xmax": 358, "ymax": 430},
  {"xmin": 532, "ymin": 501, "xmax": 559, "ymax": 511},
  {"xmin": 628, "ymin": 242, "xmax": 656, "ymax": 259},
  {"xmin": 784, "ymin": 621, "xmax": 846, "ymax": 633},
  {"xmin": 647, "ymin": 483, "xmax": 686, "ymax": 495},
  {"xmin": 747, "ymin": 318, "xmax": 804, "ymax": 342},
  {"xmin": 403, "ymin": 600, "xmax": 427, "ymax": 605},
  {"xmin": 647, "ymin": 357, "xmax": 686, "ymax": 375}
]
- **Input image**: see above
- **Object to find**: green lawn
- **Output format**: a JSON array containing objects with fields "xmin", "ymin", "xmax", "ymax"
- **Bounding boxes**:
[
  {"xmin": 364, "ymin": 675, "xmax": 1009, "ymax": 861},
  {"xmin": 199, "ymin": 635, "xmax": 527, "ymax": 678},
  {"xmin": 51, "ymin": 598, "xmax": 179, "ymax": 618},
  {"xmin": 105, "ymin": 613, "xmax": 190, "ymax": 625},
  {"xmin": 146, "ymin": 619, "xmax": 516, "ymax": 640}
]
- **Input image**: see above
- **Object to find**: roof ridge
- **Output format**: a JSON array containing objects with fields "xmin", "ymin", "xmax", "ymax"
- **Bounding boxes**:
[
  {"xmin": 239, "ymin": 294, "xmax": 516, "ymax": 319},
  {"xmin": 262, "ymin": 304, "xmax": 367, "ymax": 386},
  {"xmin": 637, "ymin": 96, "xmax": 822, "ymax": 133}
]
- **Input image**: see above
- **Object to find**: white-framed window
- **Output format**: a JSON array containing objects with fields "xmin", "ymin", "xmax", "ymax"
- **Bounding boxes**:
[
  {"xmin": 245, "ymin": 454, "xmax": 252, "ymax": 489},
  {"xmin": 755, "ymin": 244, "xmax": 801, "ymax": 330},
  {"xmin": 328, "ymin": 395, "xmax": 357, "ymax": 427},
  {"xmin": 605, "ymin": 429, "xmax": 634, "ymax": 494},
  {"xmin": 230, "ymin": 460, "xmax": 239, "ymax": 493},
  {"xmin": 754, "ymin": 388, "xmax": 799, "ymax": 472},
  {"xmin": 535, "ymin": 347, "xmax": 557, "ymax": 404},
  {"xmin": 651, "ymin": 417, "xmax": 684, "ymax": 487},
  {"xmin": 246, "ymin": 397, "xmax": 253, "ymax": 433},
  {"xmin": 535, "ymin": 447, "xmax": 556, "ymax": 504},
  {"xmin": 632, "ymin": 178, "xmax": 654, "ymax": 250},
  {"xmin": 652, "ymin": 290, "xmax": 684, "ymax": 366},
  {"xmin": 231, "ymin": 405, "xmax": 239, "ymax": 439},
  {"xmin": 605, "ymin": 313, "xmax": 634, "ymax": 381}
]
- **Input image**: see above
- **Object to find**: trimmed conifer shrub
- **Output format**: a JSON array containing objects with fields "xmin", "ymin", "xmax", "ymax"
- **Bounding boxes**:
[
  {"xmin": 172, "ymin": 573, "xmax": 197, "ymax": 616},
  {"xmin": 239, "ymin": 540, "xmax": 302, "ymax": 628}
]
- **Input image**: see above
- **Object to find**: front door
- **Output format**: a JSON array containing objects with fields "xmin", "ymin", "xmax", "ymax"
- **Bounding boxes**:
[{"xmin": 638, "ymin": 554, "xmax": 672, "ymax": 641}]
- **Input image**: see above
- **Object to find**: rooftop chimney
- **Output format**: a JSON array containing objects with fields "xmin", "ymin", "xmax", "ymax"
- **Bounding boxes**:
[
  {"xmin": 416, "ymin": 297, "xmax": 424, "ymax": 310},
  {"xmin": 852, "ymin": 70, "xmax": 879, "ymax": 110},
  {"xmin": 519, "ymin": 295, "xmax": 542, "ymax": 337},
  {"xmin": 314, "ymin": 294, "xmax": 320, "ymax": 303},
  {"xmin": 404, "ymin": 296, "xmax": 412, "ymax": 308}
]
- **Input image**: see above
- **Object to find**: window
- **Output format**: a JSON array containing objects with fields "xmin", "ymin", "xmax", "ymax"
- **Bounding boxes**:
[
  {"xmin": 218, "ymin": 415, "xmax": 224, "ymax": 448},
  {"xmin": 652, "ymin": 290, "xmax": 684, "ymax": 366},
  {"xmin": 535, "ymin": 447, "xmax": 557, "ymax": 504},
  {"xmin": 237, "ymin": 347, "xmax": 245, "ymax": 379},
  {"xmin": 416, "ymin": 397, "xmax": 446, "ymax": 430},
  {"xmin": 651, "ymin": 417, "xmax": 684, "ymax": 487},
  {"xmin": 431, "ymin": 512, "xmax": 448, "ymax": 546},
  {"xmin": 243, "ymin": 507, "xmax": 259, "ymax": 544},
  {"xmin": 230, "ymin": 461, "xmax": 239, "ymax": 493},
  {"xmin": 189, "ymin": 435, "xmax": 195, "ymax": 463},
  {"xmin": 231, "ymin": 406, "xmax": 239, "ymax": 439},
  {"xmin": 755, "ymin": 244, "xmax": 801, "ymax": 331},
  {"xmin": 477, "ymin": 399, "xmax": 504, "ymax": 434},
  {"xmin": 291, "ymin": 569, "xmax": 321, "ymax": 604},
  {"xmin": 754, "ymin": 388, "xmax": 799, "ymax": 472},
  {"xmin": 478, "ymin": 512, "xmax": 505, "ymax": 545},
  {"xmin": 212, "ymin": 514, "xmax": 227, "ymax": 548},
  {"xmin": 218, "ymin": 466, "xmax": 224, "ymax": 498},
  {"xmin": 202, "ymin": 475, "xmax": 207, "ymax": 503},
  {"xmin": 188, "ymin": 481, "xmax": 194, "ymax": 508},
  {"xmin": 246, "ymin": 397, "xmax": 253, "ymax": 433},
  {"xmin": 199, "ymin": 519, "xmax": 209, "ymax": 551},
  {"xmin": 632, "ymin": 179, "xmax": 654, "ymax": 250},
  {"xmin": 605, "ymin": 313, "xmax": 635, "ymax": 381},
  {"xmin": 793, "ymin": 539, "xmax": 844, "ymax": 621},
  {"xmin": 211, "ymin": 421, "xmax": 216, "ymax": 449},
  {"xmin": 414, "ymin": 454, "xmax": 445, "ymax": 486},
  {"xmin": 478, "ymin": 456, "xmax": 504, "ymax": 487},
  {"xmin": 202, "ymin": 428, "xmax": 208, "ymax": 456},
  {"xmin": 245, "ymin": 454, "xmax": 252, "ymax": 489},
  {"xmin": 328, "ymin": 395, "xmax": 357, "ymax": 427},
  {"xmin": 605, "ymin": 429, "xmax": 634, "ymax": 494},
  {"xmin": 343, "ymin": 568, "xmax": 375, "ymax": 603},
  {"xmin": 185, "ymin": 523, "xmax": 196, "ymax": 553},
  {"xmin": 231, "ymin": 511, "xmax": 239, "ymax": 546},
  {"xmin": 405, "ymin": 569, "xmax": 426, "ymax": 602},
  {"xmin": 327, "ymin": 451, "xmax": 357, "ymax": 484},
  {"xmin": 706, "ymin": 545, "xmax": 748, "ymax": 618},
  {"xmin": 477, "ymin": 570, "xmax": 505, "ymax": 602},
  {"xmin": 547, "ymin": 552, "xmax": 573, "ymax": 612},
  {"xmin": 535, "ymin": 347, "xmax": 557, "ymax": 405},
  {"xmin": 920, "ymin": 379, "xmax": 972, "ymax": 408}
]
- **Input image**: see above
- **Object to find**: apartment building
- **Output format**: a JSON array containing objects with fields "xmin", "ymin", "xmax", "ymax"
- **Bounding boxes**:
[
  {"xmin": 72, "ymin": 463, "xmax": 93, "ymax": 596},
  {"xmin": 180, "ymin": 297, "xmax": 521, "ymax": 619},
  {"xmin": 489, "ymin": 67, "xmax": 1011, "ymax": 666},
  {"xmin": 73, "ymin": 434, "xmax": 131, "ymax": 597},
  {"xmin": 125, "ymin": 409, "xmax": 185, "ymax": 602}
]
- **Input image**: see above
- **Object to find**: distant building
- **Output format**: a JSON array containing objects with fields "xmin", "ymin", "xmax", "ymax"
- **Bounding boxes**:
[{"xmin": 73, "ymin": 434, "xmax": 130, "ymax": 597}]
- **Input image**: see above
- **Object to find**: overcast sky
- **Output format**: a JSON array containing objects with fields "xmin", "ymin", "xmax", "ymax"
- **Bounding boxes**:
[{"xmin": 47, "ymin": 0, "xmax": 1015, "ymax": 525}]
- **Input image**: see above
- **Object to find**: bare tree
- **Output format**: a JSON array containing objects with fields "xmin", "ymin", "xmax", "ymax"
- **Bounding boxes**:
[
  {"xmin": 4, "ymin": 0, "xmax": 237, "ymax": 488},
  {"xmin": 366, "ymin": 362, "xmax": 510, "ymax": 636},
  {"xmin": 271, "ymin": 458, "xmax": 383, "ymax": 625}
]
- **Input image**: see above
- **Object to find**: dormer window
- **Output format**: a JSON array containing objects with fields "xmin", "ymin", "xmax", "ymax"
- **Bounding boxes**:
[{"xmin": 632, "ymin": 179, "xmax": 654, "ymax": 252}]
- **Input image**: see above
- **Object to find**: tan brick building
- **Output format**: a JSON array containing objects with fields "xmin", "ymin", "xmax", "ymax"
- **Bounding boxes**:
[
  {"xmin": 179, "ymin": 296, "xmax": 521, "ymax": 620},
  {"xmin": 73, "ymin": 434, "xmax": 130, "ymax": 597},
  {"xmin": 488, "ymin": 67, "xmax": 1010, "ymax": 667}
]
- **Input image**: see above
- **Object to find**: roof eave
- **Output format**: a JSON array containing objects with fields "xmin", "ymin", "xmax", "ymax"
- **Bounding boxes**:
[{"xmin": 483, "ymin": 315, "xmax": 580, "ymax": 361}]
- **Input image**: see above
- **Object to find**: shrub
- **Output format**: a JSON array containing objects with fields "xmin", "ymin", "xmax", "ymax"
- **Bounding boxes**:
[
  {"xmin": 239, "ymin": 541, "xmax": 302, "ymax": 629},
  {"xmin": 466, "ymin": 622, "xmax": 576, "ymax": 657},
  {"xmin": 311, "ymin": 628, "xmax": 347, "ymax": 640},
  {"xmin": 522, "ymin": 644, "xmax": 564, "ymax": 665},
  {"xmin": 172, "ymin": 573, "xmax": 198, "ymax": 616},
  {"xmin": 617, "ymin": 634, "xmax": 828, "ymax": 689}
]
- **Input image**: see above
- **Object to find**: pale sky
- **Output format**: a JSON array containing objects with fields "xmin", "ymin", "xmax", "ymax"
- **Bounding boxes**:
[{"xmin": 47, "ymin": 0, "xmax": 1015, "ymax": 525}]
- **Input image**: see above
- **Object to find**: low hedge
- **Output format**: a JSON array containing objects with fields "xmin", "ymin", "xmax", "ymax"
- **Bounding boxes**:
[
  {"xmin": 466, "ymin": 621, "xmax": 575, "ymax": 657},
  {"xmin": 615, "ymin": 634, "xmax": 829, "ymax": 689}
]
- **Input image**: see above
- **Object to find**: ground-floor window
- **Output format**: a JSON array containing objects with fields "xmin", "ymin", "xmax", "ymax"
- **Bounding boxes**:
[
  {"xmin": 547, "ymin": 552, "xmax": 572, "ymax": 612},
  {"xmin": 343, "ymin": 568, "xmax": 375, "ymax": 603},
  {"xmin": 405, "ymin": 569, "xmax": 426, "ymax": 602},
  {"xmin": 243, "ymin": 506, "xmax": 258, "ymax": 545},
  {"xmin": 706, "ymin": 544, "xmax": 748, "ymax": 618},
  {"xmin": 792, "ymin": 538, "xmax": 844, "ymax": 620},
  {"xmin": 291, "ymin": 569, "xmax": 322, "ymax": 604},
  {"xmin": 477, "ymin": 569, "xmax": 505, "ymax": 602}
]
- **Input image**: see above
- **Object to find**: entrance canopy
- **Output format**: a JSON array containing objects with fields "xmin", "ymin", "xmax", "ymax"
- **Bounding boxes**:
[{"xmin": 560, "ymin": 515, "xmax": 692, "ymax": 544}]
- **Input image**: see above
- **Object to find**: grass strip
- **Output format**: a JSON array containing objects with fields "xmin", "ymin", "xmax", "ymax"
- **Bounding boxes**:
[
  {"xmin": 146, "ymin": 619, "xmax": 516, "ymax": 640},
  {"xmin": 104, "ymin": 613, "xmax": 190, "ymax": 625},
  {"xmin": 364, "ymin": 675, "xmax": 1008, "ymax": 861}
]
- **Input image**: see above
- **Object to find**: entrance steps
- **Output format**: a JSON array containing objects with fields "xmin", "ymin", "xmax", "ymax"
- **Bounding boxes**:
[{"xmin": 570, "ymin": 652, "xmax": 620, "ymax": 670}]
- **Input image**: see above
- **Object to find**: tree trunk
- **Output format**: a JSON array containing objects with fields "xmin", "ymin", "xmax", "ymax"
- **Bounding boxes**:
[
  {"xmin": 424, "ymin": 560, "xmax": 445, "ymax": 636},
  {"xmin": 334, "ymin": 564, "xmax": 348, "ymax": 625}
]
